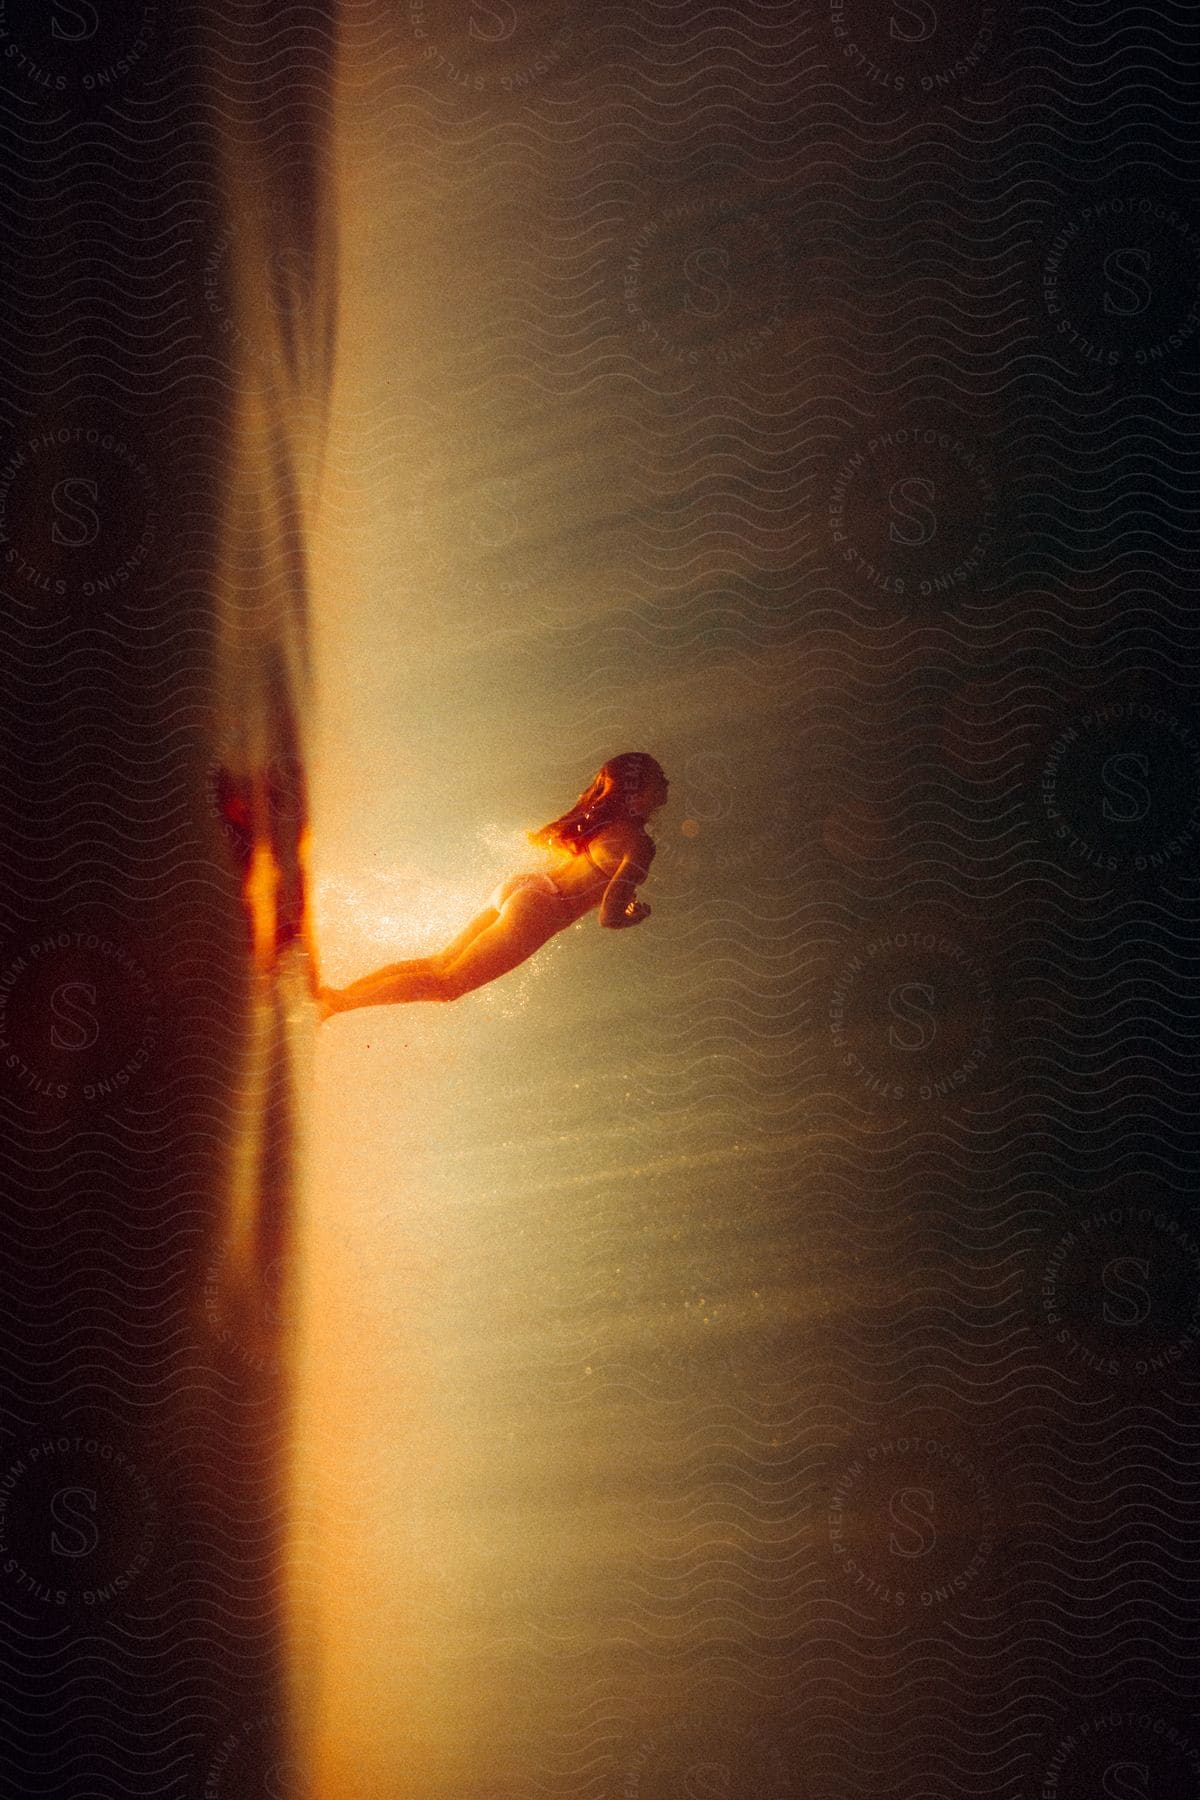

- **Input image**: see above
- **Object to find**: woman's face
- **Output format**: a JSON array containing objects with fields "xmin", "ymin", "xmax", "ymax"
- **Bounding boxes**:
[{"xmin": 630, "ymin": 770, "xmax": 669, "ymax": 817}]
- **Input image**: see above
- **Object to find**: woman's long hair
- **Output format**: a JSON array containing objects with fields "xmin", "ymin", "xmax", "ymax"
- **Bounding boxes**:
[{"xmin": 528, "ymin": 752, "xmax": 667, "ymax": 854}]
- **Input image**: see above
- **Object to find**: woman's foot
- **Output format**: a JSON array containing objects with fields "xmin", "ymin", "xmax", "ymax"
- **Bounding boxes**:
[{"xmin": 315, "ymin": 985, "xmax": 342, "ymax": 1023}]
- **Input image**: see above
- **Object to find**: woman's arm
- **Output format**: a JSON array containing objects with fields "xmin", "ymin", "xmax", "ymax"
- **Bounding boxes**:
[{"xmin": 597, "ymin": 831, "xmax": 655, "ymax": 928}]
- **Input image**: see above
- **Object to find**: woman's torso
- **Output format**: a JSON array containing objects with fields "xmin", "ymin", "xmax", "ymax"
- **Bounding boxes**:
[{"xmin": 544, "ymin": 825, "xmax": 645, "ymax": 922}]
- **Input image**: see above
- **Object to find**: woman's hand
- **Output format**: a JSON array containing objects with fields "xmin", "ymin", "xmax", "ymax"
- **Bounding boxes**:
[
  {"xmin": 602, "ymin": 898, "xmax": 651, "ymax": 928},
  {"xmin": 598, "ymin": 840, "xmax": 654, "ymax": 926}
]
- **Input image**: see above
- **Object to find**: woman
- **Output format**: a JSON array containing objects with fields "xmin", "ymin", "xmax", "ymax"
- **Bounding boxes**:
[{"xmin": 316, "ymin": 751, "xmax": 669, "ymax": 1017}]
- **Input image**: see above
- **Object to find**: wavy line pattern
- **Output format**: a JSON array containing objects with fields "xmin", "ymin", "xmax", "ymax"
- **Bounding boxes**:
[{"xmin": 6, "ymin": 0, "xmax": 1200, "ymax": 1795}]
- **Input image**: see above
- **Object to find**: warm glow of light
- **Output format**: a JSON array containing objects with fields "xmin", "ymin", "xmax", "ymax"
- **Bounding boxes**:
[
  {"xmin": 298, "ymin": 822, "xmax": 320, "ymax": 987},
  {"xmin": 244, "ymin": 838, "xmax": 281, "ymax": 969},
  {"xmin": 285, "ymin": 20, "xmax": 795, "ymax": 1796},
  {"xmin": 309, "ymin": 828, "xmax": 559, "ymax": 984}
]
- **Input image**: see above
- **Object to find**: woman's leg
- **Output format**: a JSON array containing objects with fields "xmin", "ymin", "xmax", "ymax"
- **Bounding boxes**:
[
  {"xmin": 319, "ymin": 901, "xmax": 504, "ymax": 1016},
  {"xmin": 434, "ymin": 891, "xmax": 566, "ymax": 1000},
  {"xmin": 319, "ymin": 956, "xmax": 440, "ymax": 1015},
  {"xmin": 322, "ymin": 892, "xmax": 564, "ymax": 1013},
  {"xmin": 323, "ymin": 907, "xmax": 496, "ymax": 1008},
  {"xmin": 431, "ymin": 904, "xmax": 503, "ymax": 968}
]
